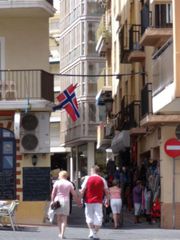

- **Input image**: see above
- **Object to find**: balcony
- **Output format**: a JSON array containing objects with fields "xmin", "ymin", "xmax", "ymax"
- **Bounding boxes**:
[
  {"xmin": 96, "ymin": 85, "xmax": 112, "ymax": 107},
  {"xmin": 140, "ymin": 83, "xmax": 164, "ymax": 127},
  {"xmin": 97, "ymin": 0, "xmax": 111, "ymax": 9},
  {"xmin": 96, "ymin": 15, "xmax": 112, "ymax": 56},
  {"xmin": 0, "ymin": 70, "xmax": 54, "ymax": 109},
  {"xmin": 141, "ymin": 83, "xmax": 152, "ymax": 118},
  {"xmin": 150, "ymin": 0, "xmax": 170, "ymax": 4},
  {"xmin": 128, "ymin": 101, "xmax": 146, "ymax": 135},
  {"xmin": 0, "ymin": 0, "xmax": 55, "ymax": 17},
  {"xmin": 152, "ymin": 38, "xmax": 180, "ymax": 116},
  {"xmin": 113, "ymin": 96, "xmax": 130, "ymax": 131},
  {"xmin": 140, "ymin": 3, "xmax": 172, "ymax": 47},
  {"xmin": 128, "ymin": 25, "xmax": 145, "ymax": 63},
  {"xmin": 152, "ymin": 38, "xmax": 173, "ymax": 96},
  {"xmin": 97, "ymin": 122, "xmax": 113, "ymax": 150},
  {"xmin": 119, "ymin": 25, "xmax": 130, "ymax": 63}
]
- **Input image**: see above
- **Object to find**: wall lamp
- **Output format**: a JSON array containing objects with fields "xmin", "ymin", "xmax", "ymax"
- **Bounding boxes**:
[{"xmin": 32, "ymin": 154, "xmax": 38, "ymax": 166}]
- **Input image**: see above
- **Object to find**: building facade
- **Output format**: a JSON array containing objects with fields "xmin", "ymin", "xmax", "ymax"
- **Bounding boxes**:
[
  {"xmin": 96, "ymin": 0, "xmax": 180, "ymax": 229},
  {"xmin": 49, "ymin": 3, "xmax": 71, "ymax": 180},
  {"xmin": 58, "ymin": 0, "xmax": 106, "ymax": 182},
  {"xmin": 0, "ymin": 0, "xmax": 55, "ymax": 224}
]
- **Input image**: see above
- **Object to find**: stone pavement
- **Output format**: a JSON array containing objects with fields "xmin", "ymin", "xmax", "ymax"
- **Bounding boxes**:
[
  {"xmin": 0, "ymin": 204, "xmax": 180, "ymax": 240},
  {"xmin": 0, "ymin": 224, "xmax": 180, "ymax": 240}
]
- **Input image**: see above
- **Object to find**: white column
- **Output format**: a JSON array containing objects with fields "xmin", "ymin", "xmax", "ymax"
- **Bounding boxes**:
[
  {"xmin": 75, "ymin": 146, "xmax": 79, "ymax": 188},
  {"xmin": 87, "ymin": 142, "xmax": 95, "ymax": 175},
  {"xmin": 70, "ymin": 157, "xmax": 73, "ymax": 182}
]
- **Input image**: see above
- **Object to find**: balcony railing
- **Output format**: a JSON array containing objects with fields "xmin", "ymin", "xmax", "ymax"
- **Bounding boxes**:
[
  {"xmin": 141, "ymin": 3, "xmax": 152, "ymax": 35},
  {"xmin": 141, "ymin": 83, "xmax": 152, "ymax": 118},
  {"xmin": 141, "ymin": 4, "xmax": 172, "ymax": 33},
  {"xmin": 129, "ymin": 25, "xmax": 143, "ymax": 51},
  {"xmin": 128, "ymin": 101, "xmax": 141, "ymax": 128},
  {"xmin": 97, "ymin": 122, "xmax": 112, "ymax": 149},
  {"xmin": 96, "ymin": 15, "xmax": 106, "ymax": 41},
  {"xmin": 115, "ymin": 95, "xmax": 131, "ymax": 131},
  {"xmin": 140, "ymin": 3, "xmax": 172, "ymax": 47},
  {"xmin": 119, "ymin": 25, "xmax": 130, "ymax": 63},
  {"xmin": 128, "ymin": 24, "xmax": 145, "ymax": 62},
  {"xmin": 0, "ymin": 70, "xmax": 54, "ymax": 102},
  {"xmin": 96, "ymin": 14, "xmax": 112, "ymax": 55},
  {"xmin": 152, "ymin": 38, "xmax": 173, "ymax": 96}
]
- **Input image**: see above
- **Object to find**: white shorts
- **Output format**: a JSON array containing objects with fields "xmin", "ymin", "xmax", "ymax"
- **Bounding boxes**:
[
  {"xmin": 134, "ymin": 203, "xmax": 141, "ymax": 216},
  {"xmin": 110, "ymin": 198, "xmax": 122, "ymax": 214},
  {"xmin": 85, "ymin": 203, "xmax": 103, "ymax": 226}
]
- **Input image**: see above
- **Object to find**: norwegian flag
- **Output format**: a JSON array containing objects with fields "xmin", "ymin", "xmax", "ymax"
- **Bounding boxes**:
[{"xmin": 53, "ymin": 84, "xmax": 80, "ymax": 122}]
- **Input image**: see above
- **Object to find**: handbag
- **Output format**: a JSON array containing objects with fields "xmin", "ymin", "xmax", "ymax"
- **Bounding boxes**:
[{"xmin": 51, "ymin": 201, "xmax": 61, "ymax": 210}]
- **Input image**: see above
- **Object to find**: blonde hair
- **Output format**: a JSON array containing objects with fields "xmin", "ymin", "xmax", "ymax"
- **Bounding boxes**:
[{"xmin": 59, "ymin": 170, "xmax": 68, "ymax": 179}]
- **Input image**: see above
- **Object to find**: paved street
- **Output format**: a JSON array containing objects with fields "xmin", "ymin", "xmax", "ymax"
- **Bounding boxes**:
[
  {"xmin": 0, "ymin": 204, "xmax": 180, "ymax": 240},
  {"xmin": 0, "ymin": 225, "xmax": 180, "ymax": 240}
]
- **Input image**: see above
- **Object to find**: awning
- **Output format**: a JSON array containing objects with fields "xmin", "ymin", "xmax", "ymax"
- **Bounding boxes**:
[{"xmin": 111, "ymin": 130, "xmax": 130, "ymax": 153}]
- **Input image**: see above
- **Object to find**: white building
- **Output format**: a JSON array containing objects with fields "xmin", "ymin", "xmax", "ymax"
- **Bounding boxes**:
[
  {"xmin": 49, "ymin": 2, "xmax": 71, "ymax": 174},
  {"xmin": 59, "ymin": 0, "xmax": 106, "ymax": 182}
]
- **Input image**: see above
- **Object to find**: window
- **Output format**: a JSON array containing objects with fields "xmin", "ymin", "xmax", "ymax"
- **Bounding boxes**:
[
  {"xmin": 87, "ymin": 63, "xmax": 97, "ymax": 95},
  {"xmin": 50, "ymin": 122, "xmax": 60, "ymax": 147},
  {"xmin": 89, "ymin": 103, "xmax": 96, "ymax": 122}
]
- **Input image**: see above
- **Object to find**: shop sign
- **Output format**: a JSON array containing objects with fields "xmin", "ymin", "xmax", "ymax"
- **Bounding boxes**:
[{"xmin": 164, "ymin": 138, "xmax": 180, "ymax": 158}]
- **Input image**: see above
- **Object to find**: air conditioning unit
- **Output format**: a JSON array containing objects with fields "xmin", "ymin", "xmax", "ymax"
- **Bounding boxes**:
[{"xmin": 20, "ymin": 112, "xmax": 50, "ymax": 153}]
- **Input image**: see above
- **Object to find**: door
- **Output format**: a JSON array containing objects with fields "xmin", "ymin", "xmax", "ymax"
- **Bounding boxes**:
[{"xmin": 0, "ymin": 128, "xmax": 16, "ymax": 199}]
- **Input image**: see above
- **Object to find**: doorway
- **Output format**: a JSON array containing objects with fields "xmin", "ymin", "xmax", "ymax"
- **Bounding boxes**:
[{"xmin": 0, "ymin": 128, "xmax": 16, "ymax": 199}]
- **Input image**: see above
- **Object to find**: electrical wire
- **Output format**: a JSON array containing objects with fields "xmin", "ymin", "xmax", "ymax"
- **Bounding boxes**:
[{"xmin": 53, "ymin": 71, "xmax": 146, "ymax": 77}]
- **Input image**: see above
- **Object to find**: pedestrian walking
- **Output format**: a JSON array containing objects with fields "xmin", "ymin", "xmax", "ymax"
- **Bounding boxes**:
[
  {"xmin": 109, "ymin": 179, "xmax": 122, "ymax": 228},
  {"xmin": 133, "ymin": 180, "xmax": 143, "ymax": 224},
  {"xmin": 51, "ymin": 170, "xmax": 81, "ymax": 239},
  {"xmin": 80, "ymin": 165, "xmax": 109, "ymax": 240}
]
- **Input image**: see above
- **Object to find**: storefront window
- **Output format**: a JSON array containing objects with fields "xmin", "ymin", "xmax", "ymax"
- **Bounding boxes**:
[{"xmin": 78, "ymin": 144, "xmax": 87, "ymax": 177}]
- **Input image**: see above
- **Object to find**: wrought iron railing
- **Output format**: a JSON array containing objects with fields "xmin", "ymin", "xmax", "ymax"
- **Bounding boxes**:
[
  {"xmin": 141, "ymin": 83, "xmax": 152, "ymax": 117},
  {"xmin": 128, "ymin": 101, "xmax": 141, "ymax": 128},
  {"xmin": 119, "ymin": 25, "xmax": 130, "ymax": 63},
  {"xmin": 129, "ymin": 25, "xmax": 143, "ymax": 51},
  {"xmin": 141, "ymin": 2, "xmax": 172, "ymax": 35}
]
